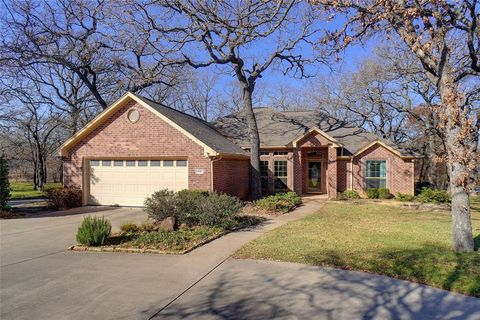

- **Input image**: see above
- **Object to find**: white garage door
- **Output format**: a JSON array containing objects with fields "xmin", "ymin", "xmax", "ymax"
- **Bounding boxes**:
[{"xmin": 88, "ymin": 159, "xmax": 188, "ymax": 206}]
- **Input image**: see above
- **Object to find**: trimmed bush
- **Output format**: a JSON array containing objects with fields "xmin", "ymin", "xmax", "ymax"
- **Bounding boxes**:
[
  {"xmin": 0, "ymin": 154, "xmax": 10, "ymax": 210},
  {"xmin": 417, "ymin": 188, "xmax": 450, "ymax": 204},
  {"xmin": 378, "ymin": 188, "xmax": 391, "ymax": 199},
  {"xmin": 46, "ymin": 187, "xmax": 82, "ymax": 210},
  {"xmin": 366, "ymin": 188, "xmax": 379, "ymax": 199},
  {"xmin": 144, "ymin": 189, "xmax": 182, "ymax": 222},
  {"xmin": 396, "ymin": 193, "xmax": 416, "ymax": 202},
  {"xmin": 177, "ymin": 189, "xmax": 209, "ymax": 226},
  {"xmin": 342, "ymin": 190, "xmax": 360, "ymax": 199},
  {"xmin": 197, "ymin": 192, "xmax": 243, "ymax": 229},
  {"xmin": 255, "ymin": 192, "xmax": 302, "ymax": 213},
  {"xmin": 144, "ymin": 189, "xmax": 243, "ymax": 229},
  {"xmin": 76, "ymin": 216, "xmax": 111, "ymax": 246},
  {"xmin": 120, "ymin": 222, "xmax": 138, "ymax": 234}
]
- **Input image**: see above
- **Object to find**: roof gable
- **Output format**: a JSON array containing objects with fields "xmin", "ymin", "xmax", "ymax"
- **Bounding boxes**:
[{"xmin": 59, "ymin": 92, "xmax": 247, "ymax": 157}]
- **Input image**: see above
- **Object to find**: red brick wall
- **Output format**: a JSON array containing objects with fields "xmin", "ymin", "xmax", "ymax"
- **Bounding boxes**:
[
  {"xmin": 63, "ymin": 100, "xmax": 212, "ymax": 195},
  {"xmin": 337, "ymin": 159, "xmax": 350, "ymax": 192},
  {"xmin": 352, "ymin": 144, "xmax": 414, "ymax": 195},
  {"xmin": 212, "ymin": 158, "xmax": 250, "ymax": 199},
  {"xmin": 326, "ymin": 146, "xmax": 337, "ymax": 198}
]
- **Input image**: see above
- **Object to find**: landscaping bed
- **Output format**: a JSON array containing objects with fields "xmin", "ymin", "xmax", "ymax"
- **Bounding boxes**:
[
  {"xmin": 71, "ymin": 190, "xmax": 266, "ymax": 254},
  {"xmin": 235, "ymin": 198, "xmax": 480, "ymax": 297}
]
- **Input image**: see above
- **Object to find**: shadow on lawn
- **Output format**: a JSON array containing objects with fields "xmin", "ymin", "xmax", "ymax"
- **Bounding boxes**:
[
  {"xmin": 145, "ymin": 259, "xmax": 480, "ymax": 320},
  {"xmin": 301, "ymin": 243, "xmax": 480, "ymax": 298}
]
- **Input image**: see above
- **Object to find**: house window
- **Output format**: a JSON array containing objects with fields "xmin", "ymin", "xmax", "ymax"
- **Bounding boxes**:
[
  {"xmin": 150, "ymin": 160, "xmax": 161, "ymax": 167},
  {"xmin": 114, "ymin": 160, "xmax": 124, "ymax": 167},
  {"xmin": 102, "ymin": 160, "xmax": 112, "ymax": 167},
  {"xmin": 260, "ymin": 160, "xmax": 269, "ymax": 190},
  {"xmin": 307, "ymin": 151, "xmax": 322, "ymax": 157},
  {"xmin": 260, "ymin": 151, "xmax": 269, "ymax": 156},
  {"xmin": 138, "ymin": 160, "xmax": 148, "ymax": 167},
  {"xmin": 274, "ymin": 160, "xmax": 288, "ymax": 190},
  {"xmin": 366, "ymin": 160, "xmax": 387, "ymax": 189},
  {"xmin": 90, "ymin": 160, "xmax": 100, "ymax": 167},
  {"xmin": 126, "ymin": 160, "xmax": 136, "ymax": 167},
  {"xmin": 176, "ymin": 160, "xmax": 187, "ymax": 167},
  {"xmin": 273, "ymin": 151, "xmax": 288, "ymax": 156},
  {"xmin": 163, "ymin": 160, "xmax": 174, "ymax": 167}
]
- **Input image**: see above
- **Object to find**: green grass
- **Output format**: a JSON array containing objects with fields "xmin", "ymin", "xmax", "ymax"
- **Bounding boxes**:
[
  {"xmin": 9, "ymin": 181, "xmax": 62, "ymax": 199},
  {"xmin": 235, "ymin": 196, "xmax": 480, "ymax": 297}
]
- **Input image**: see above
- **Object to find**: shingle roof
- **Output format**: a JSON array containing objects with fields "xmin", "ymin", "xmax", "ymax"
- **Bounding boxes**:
[
  {"xmin": 213, "ymin": 108, "xmax": 417, "ymax": 157},
  {"xmin": 133, "ymin": 94, "xmax": 247, "ymax": 156}
]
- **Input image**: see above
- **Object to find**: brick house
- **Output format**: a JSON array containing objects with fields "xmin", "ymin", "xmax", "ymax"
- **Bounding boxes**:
[{"xmin": 60, "ymin": 92, "xmax": 417, "ymax": 206}]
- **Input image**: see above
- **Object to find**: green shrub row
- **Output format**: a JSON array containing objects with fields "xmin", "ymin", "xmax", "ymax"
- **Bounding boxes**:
[
  {"xmin": 396, "ymin": 192, "xmax": 416, "ymax": 202},
  {"xmin": 76, "ymin": 216, "xmax": 111, "ymax": 246},
  {"xmin": 144, "ymin": 189, "xmax": 243, "ymax": 229},
  {"xmin": 46, "ymin": 187, "xmax": 82, "ymax": 210},
  {"xmin": 255, "ymin": 192, "xmax": 301, "ymax": 213},
  {"xmin": 417, "ymin": 187, "xmax": 450, "ymax": 204}
]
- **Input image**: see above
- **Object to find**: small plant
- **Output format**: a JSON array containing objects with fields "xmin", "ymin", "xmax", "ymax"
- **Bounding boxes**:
[
  {"xmin": 46, "ymin": 187, "xmax": 82, "ymax": 210},
  {"xmin": 417, "ymin": 188, "xmax": 450, "ymax": 204},
  {"xmin": 342, "ymin": 190, "xmax": 360, "ymax": 199},
  {"xmin": 76, "ymin": 216, "xmax": 111, "ymax": 246},
  {"xmin": 177, "ymin": 189, "xmax": 209, "ymax": 226},
  {"xmin": 255, "ymin": 192, "xmax": 302, "ymax": 213},
  {"xmin": 378, "ymin": 188, "xmax": 391, "ymax": 199},
  {"xmin": 144, "ymin": 189, "xmax": 182, "ymax": 222},
  {"xmin": 0, "ymin": 154, "xmax": 10, "ymax": 210},
  {"xmin": 366, "ymin": 188, "xmax": 379, "ymax": 199},
  {"xmin": 396, "ymin": 193, "xmax": 416, "ymax": 202},
  {"xmin": 120, "ymin": 222, "xmax": 138, "ymax": 234}
]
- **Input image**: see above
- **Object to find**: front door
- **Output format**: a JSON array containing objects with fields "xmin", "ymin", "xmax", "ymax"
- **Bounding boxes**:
[{"xmin": 307, "ymin": 161, "xmax": 322, "ymax": 193}]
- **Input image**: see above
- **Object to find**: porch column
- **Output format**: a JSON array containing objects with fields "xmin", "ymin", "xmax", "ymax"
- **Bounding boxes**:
[{"xmin": 327, "ymin": 145, "xmax": 337, "ymax": 199}]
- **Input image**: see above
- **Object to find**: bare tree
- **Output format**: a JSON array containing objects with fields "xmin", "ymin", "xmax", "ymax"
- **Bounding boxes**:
[
  {"xmin": 314, "ymin": 0, "xmax": 480, "ymax": 252},
  {"xmin": 0, "ymin": 0, "xmax": 178, "ymax": 110},
  {"xmin": 133, "ymin": 0, "xmax": 325, "ymax": 199}
]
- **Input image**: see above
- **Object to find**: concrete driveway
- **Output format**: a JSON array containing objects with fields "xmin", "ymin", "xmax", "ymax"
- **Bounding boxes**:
[{"xmin": 1, "ymin": 200, "xmax": 479, "ymax": 320}]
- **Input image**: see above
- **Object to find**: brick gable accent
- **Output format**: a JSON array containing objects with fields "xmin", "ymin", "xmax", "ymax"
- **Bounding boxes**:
[
  {"xmin": 63, "ymin": 101, "xmax": 212, "ymax": 198},
  {"xmin": 351, "ymin": 144, "xmax": 414, "ymax": 195}
]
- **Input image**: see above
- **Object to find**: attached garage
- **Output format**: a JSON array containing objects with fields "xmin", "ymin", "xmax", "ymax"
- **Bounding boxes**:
[
  {"xmin": 88, "ymin": 159, "xmax": 188, "ymax": 206},
  {"xmin": 59, "ymin": 92, "xmax": 250, "ymax": 206}
]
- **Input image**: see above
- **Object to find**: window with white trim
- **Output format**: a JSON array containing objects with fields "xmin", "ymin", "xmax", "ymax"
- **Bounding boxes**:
[
  {"xmin": 366, "ymin": 160, "xmax": 387, "ymax": 189},
  {"xmin": 274, "ymin": 160, "xmax": 288, "ymax": 190},
  {"xmin": 260, "ymin": 160, "xmax": 269, "ymax": 190}
]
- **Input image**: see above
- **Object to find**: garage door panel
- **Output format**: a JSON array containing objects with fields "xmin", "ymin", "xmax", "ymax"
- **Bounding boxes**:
[{"xmin": 88, "ymin": 160, "xmax": 189, "ymax": 206}]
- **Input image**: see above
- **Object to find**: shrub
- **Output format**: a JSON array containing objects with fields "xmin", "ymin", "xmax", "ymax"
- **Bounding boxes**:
[
  {"xmin": 144, "ymin": 189, "xmax": 243, "ymax": 229},
  {"xmin": 396, "ymin": 193, "xmax": 416, "ymax": 202},
  {"xmin": 0, "ymin": 154, "xmax": 10, "ymax": 210},
  {"xmin": 378, "ymin": 188, "xmax": 391, "ymax": 199},
  {"xmin": 342, "ymin": 190, "xmax": 360, "ymax": 199},
  {"xmin": 197, "ymin": 192, "xmax": 243, "ymax": 229},
  {"xmin": 177, "ymin": 189, "xmax": 209, "ymax": 226},
  {"xmin": 255, "ymin": 192, "xmax": 302, "ymax": 213},
  {"xmin": 417, "ymin": 188, "xmax": 450, "ymax": 204},
  {"xmin": 76, "ymin": 216, "xmax": 111, "ymax": 246},
  {"xmin": 120, "ymin": 222, "xmax": 138, "ymax": 233},
  {"xmin": 415, "ymin": 181, "xmax": 434, "ymax": 195},
  {"xmin": 144, "ymin": 189, "xmax": 182, "ymax": 222},
  {"xmin": 46, "ymin": 187, "xmax": 82, "ymax": 210},
  {"xmin": 366, "ymin": 188, "xmax": 379, "ymax": 199}
]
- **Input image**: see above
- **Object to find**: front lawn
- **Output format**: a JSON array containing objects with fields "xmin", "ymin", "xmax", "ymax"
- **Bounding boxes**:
[
  {"xmin": 235, "ymin": 197, "xmax": 480, "ymax": 297},
  {"xmin": 10, "ymin": 181, "xmax": 62, "ymax": 199}
]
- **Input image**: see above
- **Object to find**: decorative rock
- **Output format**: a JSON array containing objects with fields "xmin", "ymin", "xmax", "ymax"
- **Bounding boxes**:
[{"xmin": 158, "ymin": 217, "xmax": 176, "ymax": 231}]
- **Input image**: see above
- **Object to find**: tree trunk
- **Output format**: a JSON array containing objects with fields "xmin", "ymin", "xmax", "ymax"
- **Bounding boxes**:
[
  {"xmin": 242, "ymin": 86, "xmax": 262, "ymax": 200},
  {"xmin": 441, "ymin": 78, "xmax": 474, "ymax": 252}
]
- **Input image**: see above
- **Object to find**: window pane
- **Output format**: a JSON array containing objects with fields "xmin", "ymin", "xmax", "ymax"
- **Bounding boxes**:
[
  {"xmin": 274, "ymin": 160, "xmax": 288, "ymax": 190},
  {"xmin": 126, "ymin": 160, "xmax": 135, "ymax": 167},
  {"xmin": 273, "ymin": 151, "xmax": 288, "ymax": 156},
  {"xmin": 366, "ymin": 160, "xmax": 386, "ymax": 189},
  {"xmin": 163, "ymin": 160, "xmax": 174, "ymax": 167},
  {"xmin": 138, "ymin": 160, "xmax": 148, "ymax": 167},
  {"xmin": 176, "ymin": 160, "xmax": 187, "ymax": 167},
  {"xmin": 260, "ymin": 161, "xmax": 269, "ymax": 177},
  {"xmin": 114, "ymin": 160, "xmax": 123, "ymax": 167},
  {"xmin": 102, "ymin": 160, "xmax": 111, "ymax": 166},
  {"xmin": 150, "ymin": 160, "xmax": 161, "ymax": 167},
  {"xmin": 91, "ymin": 160, "xmax": 100, "ymax": 167},
  {"xmin": 260, "ymin": 151, "xmax": 269, "ymax": 156}
]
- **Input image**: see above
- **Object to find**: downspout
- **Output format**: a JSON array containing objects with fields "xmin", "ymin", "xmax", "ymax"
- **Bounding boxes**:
[
  {"xmin": 350, "ymin": 158, "xmax": 354, "ymax": 191},
  {"xmin": 210, "ymin": 155, "xmax": 223, "ymax": 192}
]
